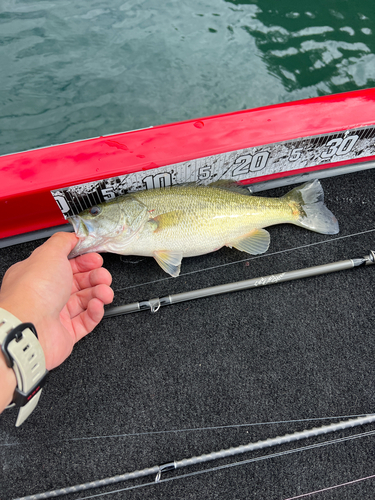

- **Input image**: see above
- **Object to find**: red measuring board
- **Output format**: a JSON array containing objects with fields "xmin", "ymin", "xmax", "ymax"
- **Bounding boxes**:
[{"xmin": 1, "ymin": 88, "xmax": 375, "ymax": 239}]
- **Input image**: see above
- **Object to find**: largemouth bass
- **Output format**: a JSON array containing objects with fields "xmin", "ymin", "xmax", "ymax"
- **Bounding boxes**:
[{"xmin": 68, "ymin": 180, "xmax": 338, "ymax": 277}]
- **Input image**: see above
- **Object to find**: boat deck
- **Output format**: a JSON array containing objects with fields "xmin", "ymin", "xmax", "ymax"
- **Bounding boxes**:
[{"xmin": 1, "ymin": 169, "xmax": 375, "ymax": 499}]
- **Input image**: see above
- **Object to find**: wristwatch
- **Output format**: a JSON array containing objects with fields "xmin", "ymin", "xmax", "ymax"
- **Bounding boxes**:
[{"xmin": 0, "ymin": 308, "xmax": 48, "ymax": 426}]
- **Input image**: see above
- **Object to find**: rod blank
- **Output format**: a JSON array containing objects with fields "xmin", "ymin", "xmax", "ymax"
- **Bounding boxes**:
[
  {"xmin": 15, "ymin": 414, "xmax": 375, "ymax": 499},
  {"xmin": 104, "ymin": 250, "xmax": 375, "ymax": 318}
]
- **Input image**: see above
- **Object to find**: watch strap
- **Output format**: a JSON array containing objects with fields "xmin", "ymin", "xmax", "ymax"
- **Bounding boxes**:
[{"xmin": 0, "ymin": 308, "xmax": 48, "ymax": 426}]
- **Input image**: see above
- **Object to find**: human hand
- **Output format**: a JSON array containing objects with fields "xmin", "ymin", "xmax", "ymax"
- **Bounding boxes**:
[{"xmin": 0, "ymin": 232, "xmax": 114, "ymax": 370}]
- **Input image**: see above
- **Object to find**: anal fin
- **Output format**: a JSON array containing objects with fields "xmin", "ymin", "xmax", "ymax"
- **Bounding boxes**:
[
  {"xmin": 229, "ymin": 228, "xmax": 270, "ymax": 255},
  {"xmin": 153, "ymin": 250, "xmax": 183, "ymax": 277}
]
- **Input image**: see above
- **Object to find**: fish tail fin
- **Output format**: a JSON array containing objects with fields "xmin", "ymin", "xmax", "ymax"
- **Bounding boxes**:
[{"xmin": 283, "ymin": 180, "xmax": 339, "ymax": 235}]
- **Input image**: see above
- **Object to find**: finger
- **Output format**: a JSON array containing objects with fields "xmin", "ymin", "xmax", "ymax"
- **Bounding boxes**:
[
  {"xmin": 71, "ymin": 298, "xmax": 107, "ymax": 342},
  {"xmin": 72, "ymin": 267, "xmax": 112, "ymax": 293},
  {"xmin": 67, "ymin": 284, "xmax": 114, "ymax": 318},
  {"xmin": 70, "ymin": 253, "xmax": 104, "ymax": 274},
  {"xmin": 41, "ymin": 232, "xmax": 78, "ymax": 257}
]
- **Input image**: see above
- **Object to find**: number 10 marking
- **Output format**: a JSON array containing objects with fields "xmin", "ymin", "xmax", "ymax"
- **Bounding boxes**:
[{"xmin": 143, "ymin": 172, "xmax": 172, "ymax": 189}]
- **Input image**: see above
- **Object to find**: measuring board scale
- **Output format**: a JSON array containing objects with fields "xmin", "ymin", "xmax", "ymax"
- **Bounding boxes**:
[
  {"xmin": 52, "ymin": 125, "xmax": 375, "ymax": 218},
  {"xmin": 3, "ymin": 89, "xmax": 375, "ymax": 241}
]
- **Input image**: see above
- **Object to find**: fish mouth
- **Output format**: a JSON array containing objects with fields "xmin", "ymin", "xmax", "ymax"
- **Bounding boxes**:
[
  {"xmin": 68, "ymin": 216, "xmax": 101, "ymax": 258},
  {"xmin": 68, "ymin": 236, "xmax": 102, "ymax": 259},
  {"xmin": 69, "ymin": 216, "xmax": 89, "ymax": 237}
]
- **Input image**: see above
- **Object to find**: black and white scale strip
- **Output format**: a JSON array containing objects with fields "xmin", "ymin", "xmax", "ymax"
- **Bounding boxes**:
[{"xmin": 48, "ymin": 125, "xmax": 375, "ymax": 218}]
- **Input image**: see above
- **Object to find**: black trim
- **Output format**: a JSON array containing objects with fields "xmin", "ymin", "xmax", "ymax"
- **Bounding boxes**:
[
  {"xmin": 1, "ymin": 322, "xmax": 49, "ymax": 407},
  {"xmin": 13, "ymin": 373, "xmax": 48, "ymax": 407},
  {"xmin": 0, "ymin": 224, "xmax": 73, "ymax": 249},
  {"xmin": 1, "ymin": 322, "xmax": 38, "ymax": 368}
]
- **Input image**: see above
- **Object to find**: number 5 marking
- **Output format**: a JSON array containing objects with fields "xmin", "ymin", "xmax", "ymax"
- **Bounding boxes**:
[
  {"xmin": 101, "ymin": 188, "xmax": 116, "ymax": 201},
  {"xmin": 289, "ymin": 148, "xmax": 303, "ymax": 162},
  {"xmin": 198, "ymin": 165, "xmax": 211, "ymax": 180}
]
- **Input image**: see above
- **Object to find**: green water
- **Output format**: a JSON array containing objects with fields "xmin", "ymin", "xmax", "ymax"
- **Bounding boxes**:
[{"xmin": 1, "ymin": 0, "xmax": 374, "ymax": 156}]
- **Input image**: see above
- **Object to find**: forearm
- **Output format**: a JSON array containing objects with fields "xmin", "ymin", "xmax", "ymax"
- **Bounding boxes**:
[
  {"xmin": 0, "ymin": 300, "xmax": 18, "ymax": 412},
  {"xmin": 0, "ymin": 348, "xmax": 17, "ymax": 412}
]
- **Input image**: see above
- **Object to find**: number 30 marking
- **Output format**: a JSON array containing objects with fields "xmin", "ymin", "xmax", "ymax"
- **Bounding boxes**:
[{"xmin": 321, "ymin": 135, "xmax": 359, "ymax": 159}]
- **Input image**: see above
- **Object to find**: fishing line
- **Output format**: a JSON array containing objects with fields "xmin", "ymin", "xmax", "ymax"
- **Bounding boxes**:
[
  {"xmin": 9, "ymin": 233, "xmax": 375, "ymax": 495},
  {"xmin": 25, "ymin": 428, "xmax": 375, "ymax": 500},
  {"xmin": 283, "ymin": 473, "xmax": 375, "ymax": 499},
  {"xmin": 106, "ymin": 248, "xmax": 375, "ymax": 316},
  {"xmin": 14, "ymin": 417, "xmax": 375, "ymax": 500},
  {"xmin": 61, "ymin": 413, "xmax": 375, "ymax": 442},
  {"xmin": 86, "ymin": 443, "xmax": 375, "ymax": 500},
  {"xmin": 1, "ymin": 414, "xmax": 371, "ymax": 447},
  {"xmin": 114, "ymin": 227, "xmax": 375, "ymax": 293}
]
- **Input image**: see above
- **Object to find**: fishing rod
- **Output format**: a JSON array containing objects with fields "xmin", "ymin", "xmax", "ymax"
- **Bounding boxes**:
[
  {"xmin": 14, "ymin": 249, "xmax": 375, "ymax": 499},
  {"xmin": 104, "ymin": 249, "xmax": 375, "ymax": 317},
  {"xmin": 14, "ymin": 414, "xmax": 375, "ymax": 499}
]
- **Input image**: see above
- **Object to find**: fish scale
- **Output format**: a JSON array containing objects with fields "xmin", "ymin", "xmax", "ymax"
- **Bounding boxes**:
[
  {"xmin": 69, "ymin": 180, "xmax": 339, "ymax": 277},
  {"xmin": 127, "ymin": 186, "xmax": 298, "ymax": 256}
]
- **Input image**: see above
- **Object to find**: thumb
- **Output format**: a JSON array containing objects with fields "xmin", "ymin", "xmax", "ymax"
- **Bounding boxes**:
[{"xmin": 41, "ymin": 232, "xmax": 78, "ymax": 257}]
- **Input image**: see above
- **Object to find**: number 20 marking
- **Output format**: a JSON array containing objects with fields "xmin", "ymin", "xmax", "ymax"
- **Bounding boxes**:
[{"xmin": 232, "ymin": 151, "xmax": 270, "ymax": 176}]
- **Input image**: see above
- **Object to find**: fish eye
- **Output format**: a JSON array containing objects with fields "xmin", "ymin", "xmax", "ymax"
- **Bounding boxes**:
[{"xmin": 89, "ymin": 206, "xmax": 101, "ymax": 216}]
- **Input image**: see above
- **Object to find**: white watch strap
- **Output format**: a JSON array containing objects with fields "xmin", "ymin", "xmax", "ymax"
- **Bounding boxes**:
[{"xmin": 0, "ymin": 308, "xmax": 47, "ymax": 426}]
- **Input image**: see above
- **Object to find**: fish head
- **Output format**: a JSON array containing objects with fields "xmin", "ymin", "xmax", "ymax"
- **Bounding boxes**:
[{"xmin": 68, "ymin": 195, "xmax": 149, "ymax": 258}]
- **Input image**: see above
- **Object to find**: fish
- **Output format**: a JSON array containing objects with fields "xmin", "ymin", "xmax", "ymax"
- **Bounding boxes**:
[{"xmin": 68, "ymin": 180, "xmax": 339, "ymax": 277}]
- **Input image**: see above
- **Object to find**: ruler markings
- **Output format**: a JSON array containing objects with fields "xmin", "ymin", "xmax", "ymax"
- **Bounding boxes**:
[{"xmin": 52, "ymin": 126, "xmax": 375, "ymax": 218}]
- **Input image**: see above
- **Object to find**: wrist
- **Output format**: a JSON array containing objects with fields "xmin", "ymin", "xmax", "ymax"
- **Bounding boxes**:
[
  {"xmin": 0, "ymin": 348, "xmax": 17, "ymax": 410},
  {"xmin": 0, "ymin": 296, "xmax": 43, "ymax": 333},
  {"xmin": 0, "ymin": 307, "xmax": 48, "ymax": 425},
  {"xmin": 0, "ymin": 296, "xmax": 48, "ymax": 356}
]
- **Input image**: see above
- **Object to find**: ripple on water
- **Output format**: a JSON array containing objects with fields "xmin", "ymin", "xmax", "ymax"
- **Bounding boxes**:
[{"xmin": 0, "ymin": 1, "xmax": 374, "ymax": 155}]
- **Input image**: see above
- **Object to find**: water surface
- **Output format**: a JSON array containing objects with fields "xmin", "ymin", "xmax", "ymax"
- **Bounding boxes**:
[{"xmin": 0, "ymin": 0, "xmax": 374, "ymax": 156}]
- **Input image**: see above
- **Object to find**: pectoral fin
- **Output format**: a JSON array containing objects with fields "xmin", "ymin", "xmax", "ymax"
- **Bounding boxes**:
[
  {"xmin": 229, "ymin": 228, "xmax": 270, "ymax": 255},
  {"xmin": 153, "ymin": 250, "xmax": 183, "ymax": 277},
  {"xmin": 150, "ymin": 210, "xmax": 185, "ymax": 233}
]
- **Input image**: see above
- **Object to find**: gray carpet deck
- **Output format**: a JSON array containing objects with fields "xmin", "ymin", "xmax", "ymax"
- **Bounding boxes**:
[{"xmin": 1, "ymin": 169, "xmax": 375, "ymax": 499}]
